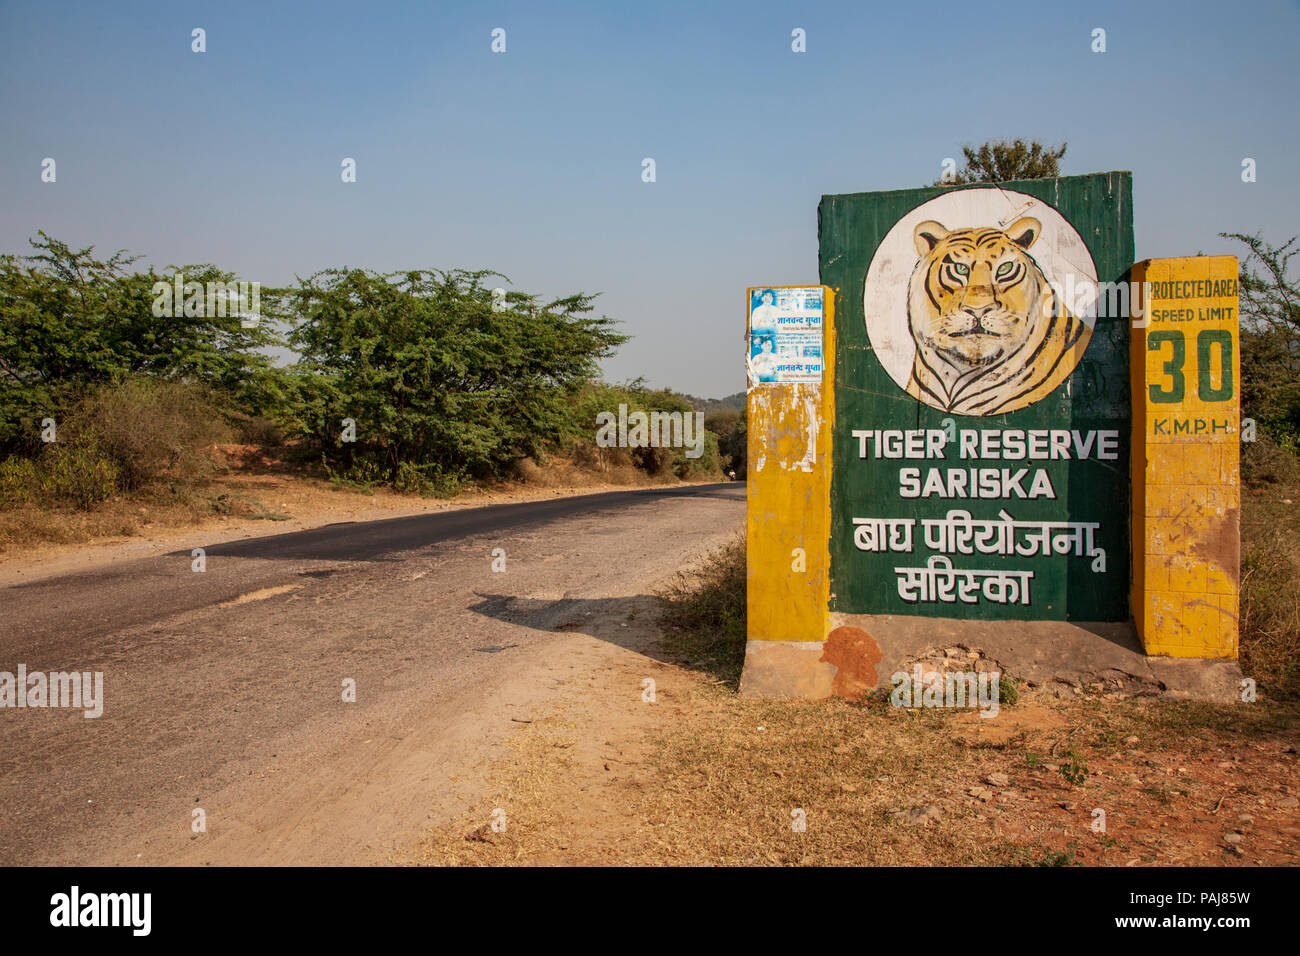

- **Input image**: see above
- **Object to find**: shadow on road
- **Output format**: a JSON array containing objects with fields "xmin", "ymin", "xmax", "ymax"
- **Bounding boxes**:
[
  {"xmin": 466, "ymin": 589, "xmax": 704, "ymax": 671},
  {"xmin": 167, "ymin": 483, "xmax": 744, "ymax": 565}
]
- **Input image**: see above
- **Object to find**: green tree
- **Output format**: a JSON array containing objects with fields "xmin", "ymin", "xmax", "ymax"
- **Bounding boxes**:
[
  {"xmin": 934, "ymin": 138, "xmax": 1068, "ymax": 185},
  {"xmin": 0, "ymin": 232, "xmax": 281, "ymax": 453},
  {"xmin": 283, "ymin": 268, "xmax": 627, "ymax": 483},
  {"xmin": 1223, "ymin": 232, "xmax": 1300, "ymax": 447},
  {"xmin": 706, "ymin": 407, "xmax": 746, "ymax": 478}
]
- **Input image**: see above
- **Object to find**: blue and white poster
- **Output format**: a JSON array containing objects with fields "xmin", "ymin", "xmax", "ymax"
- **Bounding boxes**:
[{"xmin": 748, "ymin": 286, "xmax": 824, "ymax": 384}]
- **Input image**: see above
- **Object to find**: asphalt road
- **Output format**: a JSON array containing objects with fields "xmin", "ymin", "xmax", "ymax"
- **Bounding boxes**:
[{"xmin": 0, "ymin": 482, "xmax": 745, "ymax": 865}]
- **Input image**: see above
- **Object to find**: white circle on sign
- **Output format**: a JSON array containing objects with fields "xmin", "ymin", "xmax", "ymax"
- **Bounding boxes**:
[{"xmin": 862, "ymin": 188, "xmax": 1098, "ymax": 415}]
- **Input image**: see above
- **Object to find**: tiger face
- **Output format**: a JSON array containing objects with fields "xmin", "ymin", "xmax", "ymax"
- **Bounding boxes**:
[{"xmin": 905, "ymin": 216, "xmax": 1091, "ymax": 415}]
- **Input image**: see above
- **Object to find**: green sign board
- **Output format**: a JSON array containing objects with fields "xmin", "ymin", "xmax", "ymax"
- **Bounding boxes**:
[{"xmin": 819, "ymin": 172, "xmax": 1135, "ymax": 621}]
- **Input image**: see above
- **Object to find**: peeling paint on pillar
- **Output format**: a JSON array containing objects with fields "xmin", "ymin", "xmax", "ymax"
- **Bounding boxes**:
[{"xmin": 740, "ymin": 286, "xmax": 837, "ymax": 698}]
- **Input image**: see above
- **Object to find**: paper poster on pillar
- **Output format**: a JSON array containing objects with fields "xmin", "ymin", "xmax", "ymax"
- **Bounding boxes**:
[
  {"xmin": 747, "ymin": 287, "xmax": 824, "ymax": 386},
  {"xmin": 819, "ymin": 173, "xmax": 1135, "ymax": 621}
]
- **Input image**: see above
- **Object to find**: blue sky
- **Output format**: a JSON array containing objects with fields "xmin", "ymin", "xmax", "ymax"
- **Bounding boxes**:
[{"xmin": 1, "ymin": 0, "xmax": 1296, "ymax": 396}]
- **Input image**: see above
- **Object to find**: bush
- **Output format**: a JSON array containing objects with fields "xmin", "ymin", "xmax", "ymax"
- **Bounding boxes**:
[
  {"xmin": 390, "ymin": 459, "xmax": 466, "ymax": 498},
  {"xmin": 658, "ymin": 535, "xmax": 747, "ymax": 686},
  {"xmin": 0, "ymin": 456, "xmax": 38, "ymax": 507},
  {"xmin": 226, "ymin": 411, "xmax": 284, "ymax": 446},
  {"xmin": 69, "ymin": 378, "xmax": 229, "ymax": 489},
  {"xmin": 40, "ymin": 444, "xmax": 120, "ymax": 509},
  {"xmin": 0, "ymin": 378, "xmax": 229, "ymax": 511},
  {"xmin": 1240, "ymin": 538, "xmax": 1300, "ymax": 700},
  {"xmin": 672, "ymin": 429, "xmax": 721, "ymax": 478},
  {"xmin": 1243, "ymin": 437, "xmax": 1300, "ymax": 486},
  {"xmin": 706, "ymin": 408, "xmax": 746, "ymax": 478},
  {"xmin": 563, "ymin": 381, "xmax": 724, "ymax": 480},
  {"xmin": 1226, "ymin": 233, "xmax": 1300, "ymax": 449},
  {"xmin": 632, "ymin": 445, "xmax": 676, "ymax": 476},
  {"xmin": 0, "ymin": 233, "xmax": 282, "ymax": 457},
  {"xmin": 0, "ymin": 444, "xmax": 119, "ymax": 511}
]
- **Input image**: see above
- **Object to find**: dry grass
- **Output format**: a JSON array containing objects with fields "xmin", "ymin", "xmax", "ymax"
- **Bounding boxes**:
[
  {"xmin": 0, "ymin": 471, "xmax": 290, "ymax": 554},
  {"xmin": 408, "ymin": 540, "xmax": 1300, "ymax": 867},
  {"xmin": 502, "ymin": 452, "xmax": 690, "ymax": 491},
  {"xmin": 1240, "ymin": 439, "xmax": 1300, "ymax": 699},
  {"xmin": 408, "ymin": 667, "xmax": 1300, "ymax": 867},
  {"xmin": 656, "ymin": 533, "xmax": 746, "ymax": 688},
  {"xmin": 0, "ymin": 481, "xmax": 221, "ymax": 552}
]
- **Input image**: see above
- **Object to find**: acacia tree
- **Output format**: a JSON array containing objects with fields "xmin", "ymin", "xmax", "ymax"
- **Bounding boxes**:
[
  {"xmin": 283, "ymin": 268, "xmax": 628, "ymax": 484},
  {"xmin": 0, "ymin": 232, "xmax": 280, "ymax": 453},
  {"xmin": 934, "ymin": 138, "xmax": 1068, "ymax": 185},
  {"xmin": 1224, "ymin": 232, "xmax": 1300, "ymax": 446}
]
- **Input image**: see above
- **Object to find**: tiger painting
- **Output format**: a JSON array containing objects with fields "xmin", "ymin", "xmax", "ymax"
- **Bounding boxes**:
[{"xmin": 904, "ymin": 216, "xmax": 1092, "ymax": 416}]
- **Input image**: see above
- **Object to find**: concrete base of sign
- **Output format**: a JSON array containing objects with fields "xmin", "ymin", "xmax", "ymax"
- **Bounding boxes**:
[
  {"xmin": 738, "ymin": 641, "xmax": 836, "ymax": 699},
  {"xmin": 823, "ymin": 615, "xmax": 1244, "ymax": 703}
]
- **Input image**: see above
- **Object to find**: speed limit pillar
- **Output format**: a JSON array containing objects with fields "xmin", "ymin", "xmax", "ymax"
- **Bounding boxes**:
[{"xmin": 1130, "ymin": 256, "xmax": 1241, "ymax": 658}]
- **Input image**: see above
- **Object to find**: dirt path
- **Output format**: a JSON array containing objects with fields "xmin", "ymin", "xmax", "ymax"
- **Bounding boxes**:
[{"xmin": 409, "ymin": 631, "xmax": 1300, "ymax": 867}]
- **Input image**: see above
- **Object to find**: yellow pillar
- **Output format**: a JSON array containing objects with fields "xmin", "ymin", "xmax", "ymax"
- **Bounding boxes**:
[
  {"xmin": 740, "ymin": 286, "xmax": 836, "ymax": 696},
  {"xmin": 1130, "ymin": 257, "xmax": 1240, "ymax": 658}
]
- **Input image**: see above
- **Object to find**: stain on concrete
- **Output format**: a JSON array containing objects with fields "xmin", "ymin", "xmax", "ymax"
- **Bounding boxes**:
[
  {"xmin": 1192, "ymin": 506, "xmax": 1240, "ymax": 581},
  {"xmin": 819, "ymin": 625, "xmax": 883, "ymax": 702}
]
